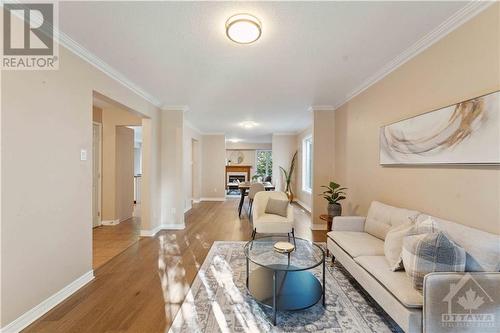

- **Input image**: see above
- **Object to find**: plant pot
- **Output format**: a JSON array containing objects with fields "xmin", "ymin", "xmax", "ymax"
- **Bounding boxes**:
[
  {"xmin": 285, "ymin": 189, "xmax": 294, "ymax": 203},
  {"xmin": 328, "ymin": 203, "xmax": 342, "ymax": 217}
]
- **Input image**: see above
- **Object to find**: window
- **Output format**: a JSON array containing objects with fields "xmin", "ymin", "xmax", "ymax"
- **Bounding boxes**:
[
  {"xmin": 256, "ymin": 150, "xmax": 272, "ymax": 179},
  {"xmin": 302, "ymin": 136, "xmax": 313, "ymax": 192}
]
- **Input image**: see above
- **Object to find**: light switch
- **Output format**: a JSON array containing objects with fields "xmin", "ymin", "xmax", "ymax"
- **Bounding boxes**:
[{"xmin": 80, "ymin": 149, "xmax": 87, "ymax": 161}]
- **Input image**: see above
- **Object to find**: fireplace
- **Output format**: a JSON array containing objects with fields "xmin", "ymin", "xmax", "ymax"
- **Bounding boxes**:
[
  {"xmin": 228, "ymin": 175, "xmax": 246, "ymax": 183},
  {"xmin": 225, "ymin": 165, "xmax": 252, "ymax": 189}
]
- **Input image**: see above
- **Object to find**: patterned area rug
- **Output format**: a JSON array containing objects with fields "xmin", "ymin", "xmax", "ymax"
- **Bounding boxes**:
[{"xmin": 168, "ymin": 241, "xmax": 403, "ymax": 333}]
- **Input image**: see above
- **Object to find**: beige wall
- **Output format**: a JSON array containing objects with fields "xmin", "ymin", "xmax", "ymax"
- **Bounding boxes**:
[
  {"xmin": 334, "ymin": 4, "xmax": 500, "ymax": 234},
  {"xmin": 312, "ymin": 111, "xmax": 335, "ymax": 228},
  {"xmin": 201, "ymin": 135, "xmax": 226, "ymax": 199},
  {"xmin": 100, "ymin": 107, "xmax": 142, "ymax": 221},
  {"xmin": 160, "ymin": 110, "xmax": 185, "ymax": 226},
  {"xmin": 184, "ymin": 124, "xmax": 202, "ymax": 211},
  {"xmin": 1, "ymin": 43, "xmax": 162, "ymax": 327},
  {"xmin": 294, "ymin": 126, "xmax": 313, "ymax": 211},
  {"xmin": 226, "ymin": 150, "xmax": 256, "ymax": 175},
  {"xmin": 115, "ymin": 127, "xmax": 135, "ymax": 222},
  {"xmin": 271, "ymin": 134, "xmax": 297, "ymax": 192}
]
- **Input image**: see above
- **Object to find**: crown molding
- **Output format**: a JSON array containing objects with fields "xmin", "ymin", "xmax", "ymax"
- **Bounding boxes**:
[
  {"xmin": 308, "ymin": 106, "xmax": 335, "ymax": 112},
  {"xmin": 333, "ymin": 0, "xmax": 494, "ymax": 110},
  {"xmin": 161, "ymin": 105, "xmax": 190, "ymax": 112},
  {"xmin": 56, "ymin": 32, "xmax": 163, "ymax": 108},
  {"xmin": 273, "ymin": 132, "xmax": 300, "ymax": 136},
  {"xmin": 184, "ymin": 119, "xmax": 203, "ymax": 134}
]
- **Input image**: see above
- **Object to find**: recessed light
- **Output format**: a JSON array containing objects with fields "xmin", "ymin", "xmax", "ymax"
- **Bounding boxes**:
[
  {"xmin": 239, "ymin": 121, "xmax": 258, "ymax": 129},
  {"xmin": 227, "ymin": 138, "xmax": 242, "ymax": 143},
  {"xmin": 226, "ymin": 14, "xmax": 262, "ymax": 44}
]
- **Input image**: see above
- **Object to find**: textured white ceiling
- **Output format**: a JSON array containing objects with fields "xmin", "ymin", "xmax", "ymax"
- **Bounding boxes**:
[{"xmin": 60, "ymin": 1, "xmax": 469, "ymax": 142}]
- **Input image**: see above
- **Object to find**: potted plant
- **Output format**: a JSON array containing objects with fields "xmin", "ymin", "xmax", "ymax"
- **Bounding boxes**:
[
  {"xmin": 320, "ymin": 181, "xmax": 347, "ymax": 217},
  {"xmin": 279, "ymin": 151, "xmax": 297, "ymax": 202}
]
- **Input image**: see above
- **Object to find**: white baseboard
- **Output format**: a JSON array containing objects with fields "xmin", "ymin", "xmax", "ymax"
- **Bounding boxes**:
[
  {"xmin": 311, "ymin": 223, "xmax": 328, "ymax": 231},
  {"xmin": 294, "ymin": 200, "xmax": 311, "ymax": 212},
  {"xmin": 1, "ymin": 270, "xmax": 94, "ymax": 333},
  {"xmin": 140, "ymin": 223, "xmax": 185, "ymax": 237},
  {"xmin": 192, "ymin": 199, "xmax": 200, "ymax": 203},
  {"xmin": 101, "ymin": 219, "xmax": 119, "ymax": 226},
  {"xmin": 184, "ymin": 207, "xmax": 191, "ymax": 213},
  {"xmin": 200, "ymin": 197, "xmax": 226, "ymax": 202}
]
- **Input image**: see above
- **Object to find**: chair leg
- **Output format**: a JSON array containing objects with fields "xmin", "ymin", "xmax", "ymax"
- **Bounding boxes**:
[
  {"xmin": 250, "ymin": 228, "xmax": 256, "ymax": 250},
  {"xmin": 248, "ymin": 199, "xmax": 253, "ymax": 217},
  {"xmin": 291, "ymin": 228, "xmax": 296, "ymax": 248},
  {"xmin": 331, "ymin": 255, "xmax": 336, "ymax": 265}
]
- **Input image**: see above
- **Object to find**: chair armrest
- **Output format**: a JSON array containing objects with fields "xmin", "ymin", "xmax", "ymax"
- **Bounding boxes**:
[
  {"xmin": 331, "ymin": 216, "xmax": 365, "ymax": 231},
  {"xmin": 423, "ymin": 272, "xmax": 500, "ymax": 333}
]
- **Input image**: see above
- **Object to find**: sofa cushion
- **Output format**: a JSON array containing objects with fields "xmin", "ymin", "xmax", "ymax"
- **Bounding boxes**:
[
  {"xmin": 416, "ymin": 214, "xmax": 500, "ymax": 272},
  {"xmin": 327, "ymin": 231, "xmax": 384, "ymax": 257},
  {"xmin": 354, "ymin": 256, "xmax": 423, "ymax": 308},
  {"xmin": 365, "ymin": 201, "xmax": 420, "ymax": 240}
]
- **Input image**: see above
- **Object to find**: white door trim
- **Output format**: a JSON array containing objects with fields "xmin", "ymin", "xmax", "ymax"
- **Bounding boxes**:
[{"xmin": 92, "ymin": 122, "xmax": 102, "ymax": 227}]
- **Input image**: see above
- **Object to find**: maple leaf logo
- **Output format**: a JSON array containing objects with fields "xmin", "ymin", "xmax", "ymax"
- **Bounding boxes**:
[{"xmin": 457, "ymin": 288, "xmax": 485, "ymax": 313}]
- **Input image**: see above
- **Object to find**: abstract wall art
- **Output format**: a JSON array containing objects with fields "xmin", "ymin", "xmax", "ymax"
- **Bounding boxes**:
[{"xmin": 380, "ymin": 90, "xmax": 500, "ymax": 165}]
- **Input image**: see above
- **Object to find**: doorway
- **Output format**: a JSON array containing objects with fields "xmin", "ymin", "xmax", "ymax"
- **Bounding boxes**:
[
  {"xmin": 92, "ymin": 122, "xmax": 102, "ymax": 228},
  {"xmin": 92, "ymin": 95, "xmax": 146, "ymax": 269}
]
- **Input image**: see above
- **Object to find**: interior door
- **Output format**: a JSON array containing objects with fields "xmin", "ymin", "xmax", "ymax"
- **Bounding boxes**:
[{"xmin": 92, "ymin": 123, "xmax": 102, "ymax": 227}]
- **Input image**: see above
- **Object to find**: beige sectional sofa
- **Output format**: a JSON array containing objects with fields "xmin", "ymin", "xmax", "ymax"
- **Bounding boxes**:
[{"xmin": 326, "ymin": 201, "xmax": 500, "ymax": 333}]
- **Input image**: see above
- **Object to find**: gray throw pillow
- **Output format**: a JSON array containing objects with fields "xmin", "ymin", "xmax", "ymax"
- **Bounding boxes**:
[
  {"xmin": 402, "ymin": 231, "xmax": 465, "ymax": 292},
  {"xmin": 265, "ymin": 198, "xmax": 289, "ymax": 217}
]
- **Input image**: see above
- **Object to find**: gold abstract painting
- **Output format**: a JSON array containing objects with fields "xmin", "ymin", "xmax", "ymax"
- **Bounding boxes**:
[{"xmin": 380, "ymin": 91, "xmax": 500, "ymax": 165}]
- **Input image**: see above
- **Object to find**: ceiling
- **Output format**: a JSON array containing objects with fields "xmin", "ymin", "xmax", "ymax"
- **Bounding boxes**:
[{"xmin": 60, "ymin": 1, "xmax": 471, "ymax": 142}]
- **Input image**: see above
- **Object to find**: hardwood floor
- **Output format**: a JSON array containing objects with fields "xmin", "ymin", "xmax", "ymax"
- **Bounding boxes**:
[
  {"xmin": 24, "ymin": 198, "xmax": 326, "ymax": 333},
  {"xmin": 93, "ymin": 217, "xmax": 140, "ymax": 269}
]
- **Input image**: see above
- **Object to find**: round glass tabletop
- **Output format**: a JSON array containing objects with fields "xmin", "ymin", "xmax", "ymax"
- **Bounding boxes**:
[{"xmin": 244, "ymin": 236, "xmax": 324, "ymax": 272}]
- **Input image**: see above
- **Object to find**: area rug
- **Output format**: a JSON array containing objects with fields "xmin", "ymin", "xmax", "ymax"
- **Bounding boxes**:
[{"xmin": 168, "ymin": 241, "xmax": 403, "ymax": 333}]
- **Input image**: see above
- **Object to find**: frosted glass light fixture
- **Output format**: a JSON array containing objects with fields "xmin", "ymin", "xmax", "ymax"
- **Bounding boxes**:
[{"xmin": 226, "ymin": 14, "xmax": 262, "ymax": 44}]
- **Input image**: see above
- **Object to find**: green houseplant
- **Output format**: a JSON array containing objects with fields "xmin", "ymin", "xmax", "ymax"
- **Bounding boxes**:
[
  {"xmin": 279, "ymin": 151, "xmax": 298, "ymax": 202},
  {"xmin": 319, "ymin": 181, "xmax": 347, "ymax": 217}
]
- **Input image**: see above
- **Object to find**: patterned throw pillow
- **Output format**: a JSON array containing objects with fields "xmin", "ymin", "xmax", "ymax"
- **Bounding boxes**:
[{"xmin": 402, "ymin": 231, "xmax": 465, "ymax": 292}]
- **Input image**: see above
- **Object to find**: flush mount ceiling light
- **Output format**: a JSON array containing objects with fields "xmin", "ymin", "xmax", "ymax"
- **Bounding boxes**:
[
  {"xmin": 226, "ymin": 14, "xmax": 262, "ymax": 44},
  {"xmin": 239, "ymin": 121, "xmax": 259, "ymax": 129},
  {"xmin": 227, "ymin": 138, "xmax": 242, "ymax": 143}
]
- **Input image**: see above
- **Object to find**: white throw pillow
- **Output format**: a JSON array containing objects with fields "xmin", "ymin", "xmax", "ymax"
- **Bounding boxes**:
[{"xmin": 384, "ymin": 220, "xmax": 414, "ymax": 271}]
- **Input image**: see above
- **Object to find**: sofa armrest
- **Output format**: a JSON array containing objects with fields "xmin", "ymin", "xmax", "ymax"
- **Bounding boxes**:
[
  {"xmin": 331, "ymin": 216, "xmax": 365, "ymax": 231},
  {"xmin": 423, "ymin": 272, "xmax": 500, "ymax": 333}
]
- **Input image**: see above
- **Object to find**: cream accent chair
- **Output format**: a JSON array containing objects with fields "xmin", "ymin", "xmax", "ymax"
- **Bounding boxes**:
[
  {"xmin": 251, "ymin": 191, "xmax": 294, "ymax": 241},
  {"xmin": 247, "ymin": 182, "xmax": 265, "ymax": 217}
]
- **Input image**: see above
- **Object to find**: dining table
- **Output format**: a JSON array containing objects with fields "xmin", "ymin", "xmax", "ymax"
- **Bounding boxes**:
[{"xmin": 237, "ymin": 182, "xmax": 276, "ymax": 217}]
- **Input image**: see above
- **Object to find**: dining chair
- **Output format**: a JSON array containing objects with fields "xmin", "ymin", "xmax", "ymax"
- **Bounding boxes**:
[{"xmin": 247, "ymin": 182, "xmax": 265, "ymax": 217}]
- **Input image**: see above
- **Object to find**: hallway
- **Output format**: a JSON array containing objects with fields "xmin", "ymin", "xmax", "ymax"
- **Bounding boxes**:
[
  {"xmin": 24, "ymin": 199, "xmax": 325, "ymax": 333},
  {"xmin": 93, "ymin": 217, "xmax": 140, "ymax": 269}
]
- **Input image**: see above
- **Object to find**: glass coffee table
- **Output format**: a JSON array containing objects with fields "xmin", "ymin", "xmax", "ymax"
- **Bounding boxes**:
[{"xmin": 244, "ymin": 236, "xmax": 325, "ymax": 325}]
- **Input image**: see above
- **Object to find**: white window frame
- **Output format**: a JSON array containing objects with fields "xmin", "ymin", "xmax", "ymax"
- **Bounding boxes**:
[{"xmin": 302, "ymin": 136, "xmax": 313, "ymax": 193}]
